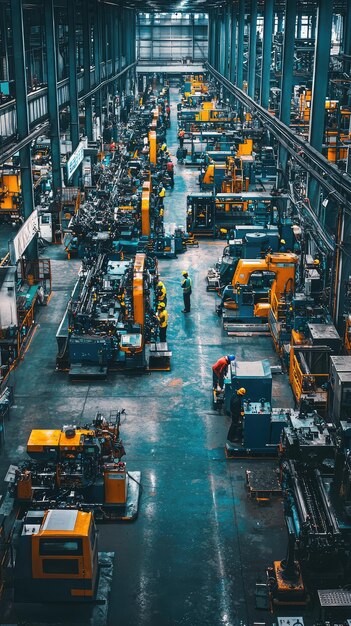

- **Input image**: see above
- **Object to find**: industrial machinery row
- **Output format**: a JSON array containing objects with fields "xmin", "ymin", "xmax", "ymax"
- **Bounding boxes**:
[{"xmin": 56, "ymin": 85, "xmax": 179, "ymax": 376}]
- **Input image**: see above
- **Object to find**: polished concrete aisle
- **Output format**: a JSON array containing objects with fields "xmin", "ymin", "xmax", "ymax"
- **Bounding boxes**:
[{"xmin": 0, "ymin": 89, "xmax": 296, "ymax": 626}]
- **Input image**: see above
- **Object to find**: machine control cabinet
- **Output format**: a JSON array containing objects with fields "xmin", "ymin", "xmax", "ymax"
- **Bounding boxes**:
[
  {"xmin": 329, "ymin": 356, "xmax": 351, "ymax": 423},
  {"xmin": 243, "ymin": 402, "xmax": 271, "ymax": 448},
  {"xmin": 224, "ymin": 359, "xmax": 272, "ymax": 413}
]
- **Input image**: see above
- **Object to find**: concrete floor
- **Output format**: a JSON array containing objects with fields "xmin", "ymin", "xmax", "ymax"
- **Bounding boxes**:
[{"xmin": 0, "ymin": 89, "xmax": 307, "ymax": 626}]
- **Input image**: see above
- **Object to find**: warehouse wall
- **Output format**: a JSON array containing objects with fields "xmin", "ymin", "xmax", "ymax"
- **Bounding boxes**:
[{"xmin": 137, "ymin": 13, "xmax": 208, "ymax": 63}]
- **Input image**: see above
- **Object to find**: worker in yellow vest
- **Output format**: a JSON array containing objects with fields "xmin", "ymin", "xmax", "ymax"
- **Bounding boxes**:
[
  {"xmin": 157, "ymin": 302, "xmax": 168, "ymax": 343},
  {"xmin": 158, "ymin": 185, "xmax": 166, "ymax": 209},
  {"xmin": 156, "ymin": 281, "xmax": 167, "ymax": 306}
]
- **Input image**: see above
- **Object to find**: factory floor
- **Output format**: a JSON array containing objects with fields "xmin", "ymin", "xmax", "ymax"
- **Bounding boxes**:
[{"xmin": 0, "ymin": 90, "xmax": 311, "ymax": 626}]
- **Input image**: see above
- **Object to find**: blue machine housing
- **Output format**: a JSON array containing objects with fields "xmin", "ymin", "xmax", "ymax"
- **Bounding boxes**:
[
  {"xmin": 225, "ymin": 359, "xmax": 272, "ymax": 409},
  {"xmin": 224, "ymin": 359, "xmax": 290, "ymax": 454}
]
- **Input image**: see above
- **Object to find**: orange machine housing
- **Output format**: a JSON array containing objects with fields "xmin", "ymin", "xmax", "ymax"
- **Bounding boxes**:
[
  {"xmin": 232, "ymin": 253, "xmax": 298, "ymax": 298},
  {"xmin": 149, "ymin": 130, "xmax": 157, "ymax": 165},
  {"xmin": 141, "ymin": 181, "xmax": 151, "ymax": 236},
  {"xmin": 133, "ymin": 253, "xmax": 145, "ymax": 330},
  {"xmin": 104, "ymin": 463, "xmax": 128, "ymax": 504}
]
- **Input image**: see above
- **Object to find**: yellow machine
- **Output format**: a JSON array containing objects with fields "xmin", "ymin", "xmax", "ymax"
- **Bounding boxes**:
[
  {"xmin": 133, "ymin": 253, "xmax": 145, "ymax": 333},
  {"xmin": 221, "ymin": 156, "xmax": 247, "ymax": 193},
  {"xmin": 231, "ymin": 253, "xmax": 298, "ymax": 297},
  {"xmin": 0, "ymin": 172, "xmax": 21, "ymax": 217},
  {"xmin": 222, "ymin": 253, "xmax": 298, "ymax": 321},
  {"xmin": 10, "ymin": 412, "xmax": 140, "ymax": 521},
  {"xmin": 220, "ymin": 252, "xmax": 298, "ymax": 336},
  {"xmin": 201, "ymin": 150, "xmax": 251, "ymax": 193},
  {"xmin": 298, "ymin": 88, "xmax": 312, "ymax": 122},
  {"xmin": 289, "ymin": 342, "xmax": 329, "ymax": 414},
  {"xmin": 149, "ymin": 130, "xmax": 157, "ymax": 165},
  {"xmin": 141, "ymin": 181, "xmax": 151, "ymax": 236},
  {"xmin": 195, "ymin": 102, "xmax": 213, "ymax": 122},
  {"xmin": 237, "ymin": 138, "xmax": 253, "ymax": 157},
  {"xmin": 14, "ymin": 509, "xmax": 98, "ymax": 602}
]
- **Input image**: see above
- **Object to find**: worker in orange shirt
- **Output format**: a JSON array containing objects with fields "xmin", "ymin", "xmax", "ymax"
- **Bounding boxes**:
[
  {"xmin": 212, "ymin": 354, "xmax": 235, "ymax": 390},
  {"xmin": 178, "ymin": 128, "xmax": 185, "ymax": 148}
]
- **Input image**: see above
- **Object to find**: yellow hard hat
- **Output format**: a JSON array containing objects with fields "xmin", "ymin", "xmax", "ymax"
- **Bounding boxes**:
[
  {"xmin": 237, "ymin": 387, "xmax": 246, "ymax": 395},
  {"xmin": 314, "ymin": 259, "xmax": 320, "ymax": 265},
  {"xmin": 158, "ymin": 302, "xmax": 165, "ymax": 309},
  {"xmin": 157, "ymin": 281, "xmax": 163, "ymax": 287},
  {"xmin": 182, "ymin": 270, "xmax": 188, "ymax": 276},
  {"xmin": 280, "ymin": 239, "xmax": 286, "ymax": 244}
]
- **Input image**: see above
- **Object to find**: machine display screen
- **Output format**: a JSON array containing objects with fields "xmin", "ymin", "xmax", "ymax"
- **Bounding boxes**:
[{"xmin": 120, "ymin": 334, "xmax": 142, "ymax": 348}]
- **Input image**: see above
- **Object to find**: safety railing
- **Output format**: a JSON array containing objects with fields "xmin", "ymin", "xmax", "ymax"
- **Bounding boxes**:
[
  {"xmin": 0, "ymin": 59, "xmax": 119, "ymax": 146},
  {"xmin": 289, "ymin": 352, "xmax": 329, "ymax": 402}
]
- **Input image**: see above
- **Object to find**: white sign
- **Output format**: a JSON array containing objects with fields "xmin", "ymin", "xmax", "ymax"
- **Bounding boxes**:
[
  {"xmin": 10, "ymin": 210, "xmax": 39, "ymax": 264},
  {"xmin": 67, "ymin": 141, "xmax": 85, "ymax": 180}
]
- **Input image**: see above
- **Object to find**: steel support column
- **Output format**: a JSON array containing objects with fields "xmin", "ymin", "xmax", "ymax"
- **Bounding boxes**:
[
  {"xmin": 10, "ymin": 0, "xmax": 37, "ymax": 258},
  {"xmin": 260, "ymin": 0, "xmax": 274, "ymax": 109},
  {"xmin": 278, "ymin": 0, "xmax": 297, "ymax": 185},
  {"xmin": 219, "ymin": 14, "xmax": 226, "ymax": 76},
  {"xmin": 297, "ymin": 12, "xmax": 302, "ymax": 38},
  {"xmin": 44, "ymin": 0, "xmax": 62, "ymax": 194},
  {"xmin": 248, "ymin": 0, "xmax": 257, "ymax": 99},
  {"xmin": 1, "ymin": 6, "xmax": 9, "ymax": 80},
  {"xmin": 277, "ymin": 11, "xmax": 283, "ymax": 32},
  {"xmin": 67, "ymin": 0, "xmax": 80, "ymax": 186},
  {"xmin": 94, "ymin": 3, "xmax": 102, "ymax": 119},
  {"xmin": 237, "ymin": 0, "xmax": 245, "ymax": 89},
  {"xmin": 211, "ymin": 12, "xmax": 216, "ymax": 67},
  {"xmin": 230, "ymin": 4, "xmax": 237, "ymax": 85},
  {"xmin": 224, "ymin": 5, "xmax": 231, "ymax": 79},
  {"xmin": 308, "ymin": 0, "xmax": 333, "ymax": 213},
  {"xmin": 208, "ymin": 11, "xmax": 212, "ymax": 65},
  {"xmin": 212, "ymin": 14, "xmax": 215, "ymax": 68},
  {"xmin": 214, "ymin": 13, "xmax": 220, "ymax": 70},
  {"xmin": 311, "ymin": 11, "xmax": 316, "ymax": 38},
  {"xmin": 82, "ymin": 1, "xmax": 93, "ymax": 140}
]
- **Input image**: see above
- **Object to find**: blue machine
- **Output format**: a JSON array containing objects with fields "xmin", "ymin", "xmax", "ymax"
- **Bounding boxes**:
[
  {"xmin": 224, "ymin": 359, "xmax": 272, "ymax": 410},
  {"xmin": 243, "ymin": 401, "xmax": 271, "ymax": 448},
  {"xmin": 224, "ymin": 359, "xmax": 290, "ymax": 455}
]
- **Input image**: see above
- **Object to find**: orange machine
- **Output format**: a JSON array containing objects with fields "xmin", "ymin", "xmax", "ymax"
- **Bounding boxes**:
[
  {"xmin": 141, "ymin": 181, "xmax": 151, "ymax": 236},
  {"xmin": 133, "ymin": 253, "xmax": 146, "ymax": 330},
  {"xmin": 227, "ymin": 253, "xmax": 298, "ymax": 316},
  {"xmin": 221, "ymin": 156, "xmax": 247, "ymax": 193},
  {"xmin": 149, "ymin": 130, "xmax": 157, "ymax": 165},
  {"xmin": 232, "ymin": 253, "xmax": 298, "ymax": 293},
  {"xmin": 0, "ymin": 173, "xmax": 21, "ymax": 217},
  {"xmin": 11, "ymin": 412, "xmax": 141, "ymax": 521},
  {"xmin": 104, "ymin": 463, "xmax": 128, "ymax": 504},
  {"xmin": 14, "ymin": 509, "xmax": 99, "ymax": 602}
]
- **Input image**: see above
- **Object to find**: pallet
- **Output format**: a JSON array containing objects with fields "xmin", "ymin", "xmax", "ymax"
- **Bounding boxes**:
[
  {"xmin": 245, "ymin": 467, "xmax": 281, "ymax": 501},
  {"xmin": 146, "ymin": 343, "xmax": 172, "ymax": 371}
]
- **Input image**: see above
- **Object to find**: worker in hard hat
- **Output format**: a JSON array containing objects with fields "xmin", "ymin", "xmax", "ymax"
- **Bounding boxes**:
[
  {"xmin": 228, "ymin": 387, "xmax": 246, "ymax": 444},
  {"xmin": 156, "ymin": 280, "xmax": 167, "ymax": 306},
  {"xmin": 279, "ymin": 239, "xmax": 287, "ymax": 252},
  {"xmin": 212, "ymin": 355, "xmax": 235, "ymax": 390},
  {"xmin": 157, "ymin": 302, "xmax": 168, "ymax": 343},
  {"xmin": 158, "ymin": 185, "xmax": 166, "ymax": 209},
  {"xmin": 181, "ymin": 270, "xmax": 192, "ymax": 313},
  {"xmin": 178, "ymin": 128, "xmax": 185, "ymax": 148}
]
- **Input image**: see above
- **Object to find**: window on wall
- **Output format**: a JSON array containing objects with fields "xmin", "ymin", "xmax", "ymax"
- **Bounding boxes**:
[{"xmin": 137, "ymin": 12, "xmax": 208, "ymax": 62}]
